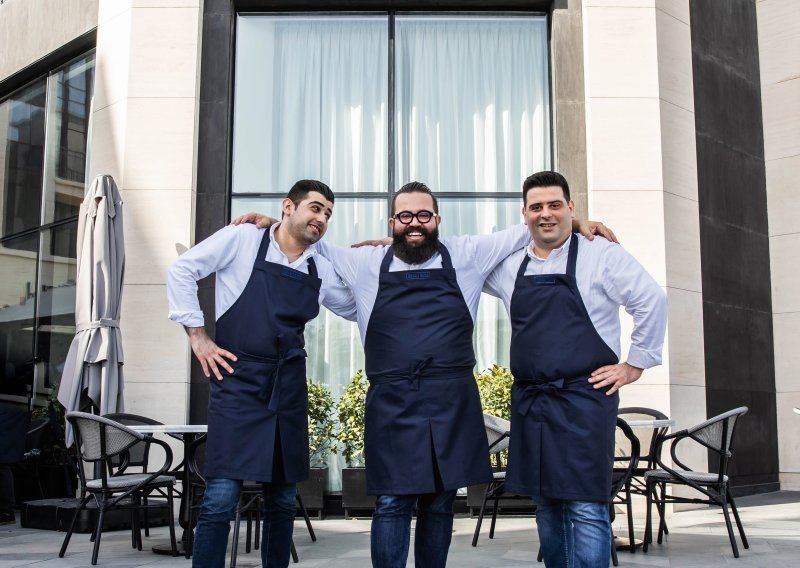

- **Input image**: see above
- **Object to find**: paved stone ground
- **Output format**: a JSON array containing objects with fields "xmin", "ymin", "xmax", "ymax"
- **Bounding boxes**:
[{"xmin": 1, "ymin": 491, "xmax": 798, "ymax": 567}]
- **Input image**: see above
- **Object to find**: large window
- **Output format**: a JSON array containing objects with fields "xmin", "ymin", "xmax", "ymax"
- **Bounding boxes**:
[
  {"xmin": 232, "ymin": 13, "xmax": 549, "ymax": 485},
  {"xmin": 0, "ymin": 53, "xmax": 95, "ymax": 403}
]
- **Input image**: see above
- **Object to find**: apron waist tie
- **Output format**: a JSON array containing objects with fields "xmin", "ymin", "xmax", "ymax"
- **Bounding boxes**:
[
  {"xmin": 515, "ymin": 378, "xmax": 565, "ymax": 416},
  {"xmin": 269, "ymin": 348, "xmax": 307, "ymax": 412},
  {"xmin": 369, "ymin": 358, "xmax": 474, "ymax": 391},
  {"xmin": 238, "ymin": 348, "xmax": 307, "ymax": 412}
]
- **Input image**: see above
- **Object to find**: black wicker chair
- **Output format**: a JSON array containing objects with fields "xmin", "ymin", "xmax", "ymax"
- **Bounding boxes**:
[
  {"xmin": 58, "ymin": 412, "xmax": 178, "ymax": 565},
  {"xmin": 643, "ymin": 406, "xmax": 749, "ymax": 558},
  {"xmin": 610, "ymin": 417, "xmax": 640, "ymax": 566},
  {"xmin": 471, "ymin": 413, "xmax": 513, "ymax": 547}
]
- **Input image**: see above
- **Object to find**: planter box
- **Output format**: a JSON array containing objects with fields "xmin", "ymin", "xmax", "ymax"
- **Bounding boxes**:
[
  {"xmin": 466, "ymin": 483, "xmax": 536, "ymax": 517},
  {"xmin": 341, "ymin": 467, "xmax": 375, "ymax": 518},
  {"xmin": 296, "ymin": 467, "xmax": 328, "ymax": 519}
]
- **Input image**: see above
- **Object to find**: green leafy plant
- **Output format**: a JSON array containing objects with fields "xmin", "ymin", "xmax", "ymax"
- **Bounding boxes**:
[
  {"xmin": 335, "ymin": 369, "xmax": 368, "ymax": 467},
  {"xmin": 475, "ymin": 364, "xmax": 514, "ymax": 467},
  {"xmin": 475, "ymin": 364, "xmax": 513, "ymax": 421},
  {"xmin": 307, "ymin": 378, "xmax": 336, "ymax": 467}
]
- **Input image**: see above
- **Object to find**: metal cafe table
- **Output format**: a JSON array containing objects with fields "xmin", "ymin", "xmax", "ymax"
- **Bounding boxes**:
[{"xmin": 130, "ymin": 424, "xmax": 208, "ymax": 555}]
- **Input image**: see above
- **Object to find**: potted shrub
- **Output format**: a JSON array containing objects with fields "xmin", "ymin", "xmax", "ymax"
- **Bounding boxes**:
[
  {"xmin": 336, "ymin": 370, "xmax": 375, "ymax": 517},
  {"xmin": 298, "ymin": 378, "xmax": 336, "ymax": 517},
  {"xmin": 468, "ymin": 364, "xmax": 535, "ymax": 515}
]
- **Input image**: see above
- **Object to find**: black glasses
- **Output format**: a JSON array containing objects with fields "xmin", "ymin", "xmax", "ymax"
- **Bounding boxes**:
[{"xmin": 393, "ymin": 210, "xmax": 435, "ymax": 224}]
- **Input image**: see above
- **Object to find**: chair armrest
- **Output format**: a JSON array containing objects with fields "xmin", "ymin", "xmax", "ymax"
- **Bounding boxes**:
[{"xmin": 106, "ymin": 436, "xmax": 174, "ymax": 507}]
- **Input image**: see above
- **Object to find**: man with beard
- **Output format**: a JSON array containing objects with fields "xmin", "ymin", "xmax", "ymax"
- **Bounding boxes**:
[
  {"xmin": 235, "ymin": 181, "xmax": 614, "ymax": 568},
  {"xmin": 484, "ymin": 171, "xmax": 667, "ymax": 567},
  {"xmin": 167, "ymin": 180, "xmax": 355, "ymax": 568}
]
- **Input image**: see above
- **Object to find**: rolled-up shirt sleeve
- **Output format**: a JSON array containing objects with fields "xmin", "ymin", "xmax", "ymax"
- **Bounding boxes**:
[
  {"xmin": 167, "ymin": 225, "xmax": 241, "ymax": 327},
  {"xmin": 602, "ymin": 246, "xmax": 668, "ymax": 369}
]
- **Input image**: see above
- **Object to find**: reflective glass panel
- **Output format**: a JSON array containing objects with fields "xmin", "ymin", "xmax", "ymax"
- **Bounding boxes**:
[
  {"xmin": 395, "ymin": 16, "xmax": 550, "ymax": 192},
  {"xmin": 0, "ymin": 80, "xmax": 47, "ymax": 241},
  {"xmin": 36, "ymin": 222, "xmax": 78, "ymax": 389},
  {"xmin": 233, "ymin": 15, "xmax": 389, "ymax": 193},
  {"xmin": 43, "ymin": 53, "xmax": 95, "ymax": 225},
  {"xmin": 0, "ymin": 232, "xmax": 39, "ymax": 396}
]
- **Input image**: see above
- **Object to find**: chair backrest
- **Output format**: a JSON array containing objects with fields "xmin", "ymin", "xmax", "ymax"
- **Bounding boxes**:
[
  {"xmin": 618, "ymin": 406, "xmax": 669, "ymax": 468},
  {"xmin": 686, "ymin": 406, "xmax": 748, "ymax": 457},
  {"xmin": 612, "ymin": 418, "xmax": 641, "ymax": 498},
  {"xmin": 103, "ymin": 412, "xmax": 163, "ymax": 473},
  {"xmin": 0, "ymin": 403, "xmax": 30, "ymax": 463},
  {"xmin": 67, "ymin": 411, "xmax": 144, "ymax": 463},
  {"xmin": 483, "ymin": 413, "xmax": 510, "ymax": 454}
]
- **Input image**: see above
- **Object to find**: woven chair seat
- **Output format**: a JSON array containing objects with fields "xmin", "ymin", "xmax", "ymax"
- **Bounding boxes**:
[
  {"xmin": 87, "ymin": 474, "xmax": 176, "ymax": 490},
  {"xmin": 645, "ymin": 469, "xmax": 728, "ymax": 483}
]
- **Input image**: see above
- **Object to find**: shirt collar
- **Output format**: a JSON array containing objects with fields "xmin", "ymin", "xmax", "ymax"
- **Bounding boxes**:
[
  {"xmin": 268, "ymin": 222, "xmax": 317, "ymax": 262},
  {"xmin": 526, "ymin": 235, "xmax": 571, "ymax": 262}
]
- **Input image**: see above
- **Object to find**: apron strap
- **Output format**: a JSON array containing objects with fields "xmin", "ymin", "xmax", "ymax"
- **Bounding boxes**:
[
  {"xmin": 515, "ymin": 251, "xmax": 531, "ymax": 283},
  {"xmin": 306, "ymin": 255, "xmax": 318, "ymax": 278},
  {"xmin": 255, "ymin": 227, "xmax": 273, "ymax": 266},
  {"xmin": 566, "ymin": 233, "xmax": 579, "ymax": 277}
]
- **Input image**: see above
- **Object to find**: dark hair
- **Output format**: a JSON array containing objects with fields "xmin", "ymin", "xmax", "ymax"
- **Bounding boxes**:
[
  {"xmin": 391, "ymin": 181, "xmax": 439, "ymax": 215},
  {"xmin": 286, "ymin": 179, "xmax": 335, "ymax": 206},
  {"xmin": 522, "ymin": 171, "xmax": 570, "ymax": 205}
]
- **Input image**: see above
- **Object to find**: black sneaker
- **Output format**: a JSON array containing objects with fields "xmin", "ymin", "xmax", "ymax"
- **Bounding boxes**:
[{"xmin": 0, "ymin": 511, "xmax": 15, "ymax": 525}]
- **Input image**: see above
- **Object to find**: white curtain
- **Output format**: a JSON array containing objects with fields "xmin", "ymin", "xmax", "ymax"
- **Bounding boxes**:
[
  {"xmin": 395, "ymin": 16, "xmax": 550, "ymax": 192},
  {"xmin": 233, "ymin": 16, "xmax": 388, "ymax": 193}
]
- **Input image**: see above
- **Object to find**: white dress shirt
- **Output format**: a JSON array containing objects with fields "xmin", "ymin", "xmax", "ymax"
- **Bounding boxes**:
[
  {"xmin": 167, "ymin": 223, "xmax": 356, "ymax": 327},
  {"xmin": 483, "ymin": 234, "xmax": 667, "ymax": 370},
  {"xmin": 316, "ymin": 224, "xmax": 530, "ymax": 344}
]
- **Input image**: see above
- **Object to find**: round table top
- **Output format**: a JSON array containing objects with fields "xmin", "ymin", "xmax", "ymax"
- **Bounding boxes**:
[
  {"xmin": 129, "ymin": 424, "xmax": 208, "ymax": 434},
  {"xmin": 623, "ymin": 419, "xmax": 674, "ymax": 429}
]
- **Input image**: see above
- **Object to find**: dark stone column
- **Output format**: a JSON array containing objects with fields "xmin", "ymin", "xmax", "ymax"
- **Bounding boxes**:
[{"xmin": 690, "ymin": 0, "xmax": 778, "ymax": 493}]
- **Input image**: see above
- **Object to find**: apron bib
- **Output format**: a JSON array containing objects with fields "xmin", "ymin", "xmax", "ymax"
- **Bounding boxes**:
[{"xmin": 362, "ymin": 244, "xmax": 493, "ymax": 495}]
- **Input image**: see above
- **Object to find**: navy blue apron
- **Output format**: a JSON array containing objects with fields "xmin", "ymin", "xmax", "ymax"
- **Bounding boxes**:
[
  {"xmin": 204, "ymin": 229, "xmax": 321, "ymax": 483},
  {"xmin": 504, "ymin": 234, "xmax": 619, "ymax": 503},
  {"xmin": 362, "ymin": 245, "xmax": 493, "ymax": 495}
]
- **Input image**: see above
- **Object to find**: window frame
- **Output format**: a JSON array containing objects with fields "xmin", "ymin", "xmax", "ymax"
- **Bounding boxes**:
[{"xmin": 230, "ymin": 11, "xmax": 553, "ymax": 228}]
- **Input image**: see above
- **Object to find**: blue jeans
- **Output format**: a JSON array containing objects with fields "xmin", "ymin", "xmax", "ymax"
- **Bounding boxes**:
[
  {"xmin": 535, "ymin": 497, "xmax": 611, "ymax": 568},
  {"xmin": 192, "ymin": 477, "xmax": 296, "ymax": 568},
  {"xmin": 370, "ymin": 490, "xmax": 456, "ymax": 568}
]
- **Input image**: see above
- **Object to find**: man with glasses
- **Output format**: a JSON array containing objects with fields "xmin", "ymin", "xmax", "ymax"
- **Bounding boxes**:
[
  {"xmin": 235, "ymin": 181, "xmax": 613, "ymax": 567},
  {"xmin": 484, "ymin": 171, "xmax": 667, "ymax": 567}
]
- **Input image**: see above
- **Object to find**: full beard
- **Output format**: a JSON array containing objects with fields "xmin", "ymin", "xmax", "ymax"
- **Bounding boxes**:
[{"xmin": 392, "ymin": 226, "xmax": 440, "ymax": 265}]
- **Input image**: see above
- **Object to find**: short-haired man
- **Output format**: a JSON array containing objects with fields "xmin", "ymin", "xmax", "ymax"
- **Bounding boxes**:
[
  {"xmin": 236, "ymin": 181, "xmax": 613, "ymax": 567},
  {"xmin": 167, "ymin": 180, "xmax": 355, "ymax": 568},
  {"xmin": 484, "ymin": 171, "xmax": 667, "ymax": 567}
]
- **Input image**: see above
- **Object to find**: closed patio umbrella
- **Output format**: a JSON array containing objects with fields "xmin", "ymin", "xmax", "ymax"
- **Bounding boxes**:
[{"xmin": 57, "ymin": 175, "xmax": 125, "ymax": 445}]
